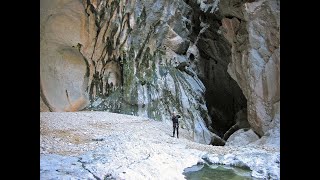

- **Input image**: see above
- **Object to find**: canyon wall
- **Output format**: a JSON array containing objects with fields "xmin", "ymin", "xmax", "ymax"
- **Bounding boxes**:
[{"xmin": 40, "ymin": 0, "xmax": 280, "ymax": 147}]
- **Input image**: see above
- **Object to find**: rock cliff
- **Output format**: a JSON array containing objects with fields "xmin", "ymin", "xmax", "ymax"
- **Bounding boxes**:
[{"xmin": 40, "ymin": 0, "xmax": 279, "ymax": 146}]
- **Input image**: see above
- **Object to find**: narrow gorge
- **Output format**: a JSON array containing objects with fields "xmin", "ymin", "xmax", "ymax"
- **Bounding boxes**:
[{"xmin": 40, "ymin": 0, "xmax": 280, "ymax": 179}]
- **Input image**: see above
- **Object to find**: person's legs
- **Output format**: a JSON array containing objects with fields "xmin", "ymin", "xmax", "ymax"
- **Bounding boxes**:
[
  {"xmin": 173, "ymin": 124, "xmax": 176, "ymax": 137},
  {"xmin": 176, "ymin": 123, "xmax": 179, "ymax": 138}
]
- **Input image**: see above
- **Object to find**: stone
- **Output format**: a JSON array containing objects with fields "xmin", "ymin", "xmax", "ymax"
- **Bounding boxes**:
[
  {"xmin": 225, "ymin": 129, "xmax": 259, "ymax": 146},
  {"xmin": 210, "ymin": 132, "xmax": 225, "ymax": 146}
]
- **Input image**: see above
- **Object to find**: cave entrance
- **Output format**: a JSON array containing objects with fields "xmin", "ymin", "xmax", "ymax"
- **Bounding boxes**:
[
  {"xmin": 204, "ymin": 71, "xmax": 247, "ymax": 140},
  {"xmin": 196, "ymin": 37, "xmax": 247, "ymax": 141},
  {"xmin": 187, "ymin": 2, "xmax": 248, "ymax": 142}
]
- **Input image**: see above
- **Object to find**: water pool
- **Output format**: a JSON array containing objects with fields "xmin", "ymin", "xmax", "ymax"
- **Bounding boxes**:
[{"xmin": 183, "ymin": 163, "xmax": 255, "ymax": 180}]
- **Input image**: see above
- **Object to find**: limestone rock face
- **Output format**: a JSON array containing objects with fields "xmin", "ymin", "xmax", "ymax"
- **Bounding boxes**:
[
  {"xmin": 40, "ymin": 0, "xmax": 213, "ymax": 144},
  {"xmin": 183, "ymin": 0, "xmax": 280, "ymax": 145},
  {"xmin": 224, "ymin": 0, "xmax": 280, "ymax": 138},
  {"xmin": 40, "ymin": 0, "xmax": 280, "ymax": 146},
  {"xmin": 250, "ymin": 101, "xmax": 280, "ymax": 148},
  {"xmin": 40, "ymin": 0, "xmax": 90, "ymax": 112}
]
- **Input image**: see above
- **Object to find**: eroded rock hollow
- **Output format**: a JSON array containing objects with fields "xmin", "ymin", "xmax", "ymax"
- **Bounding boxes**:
[{"xmin": 40, "ymin": 0, "xmax": 279, "ymax": 147}]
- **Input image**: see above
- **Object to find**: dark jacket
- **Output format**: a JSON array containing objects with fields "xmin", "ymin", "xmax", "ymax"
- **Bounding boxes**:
[{"xmin": 172, "ymin": 115, "xmax": 181, "ymax": 123}]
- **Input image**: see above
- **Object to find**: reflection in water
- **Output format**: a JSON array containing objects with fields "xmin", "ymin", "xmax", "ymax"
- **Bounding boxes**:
[{"xmin": 183, "ymin": 163, "xmax": 254, "ymax": 180}]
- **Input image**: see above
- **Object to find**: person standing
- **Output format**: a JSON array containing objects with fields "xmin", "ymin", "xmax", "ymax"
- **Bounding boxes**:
[{"xmin": 171, "ymin": 112, "xmax": 181, "ymax": 138}]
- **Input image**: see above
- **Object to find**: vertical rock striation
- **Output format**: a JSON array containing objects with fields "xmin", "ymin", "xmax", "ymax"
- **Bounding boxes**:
[
  {"xmin": 222, "ymin": 0, "xmax": 280, "ymax": 145},
  {"xmin": 40, "ymin": 0, "xmax": 280, "ymax": 146},
  {"xmin": 41, "ymin": 0, "xmax": 213, "ymax": 144}
]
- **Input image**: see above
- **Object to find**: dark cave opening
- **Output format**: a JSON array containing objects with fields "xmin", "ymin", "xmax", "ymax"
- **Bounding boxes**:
[
  {"xmin": 204, "ymin": 74, "xmax": 247, "ymax": 140},
  {"xmin": 187, "ymin": 0, "xmax": 248, "ymax": 141}
]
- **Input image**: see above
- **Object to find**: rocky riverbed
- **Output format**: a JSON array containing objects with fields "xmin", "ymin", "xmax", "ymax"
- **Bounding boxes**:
[{"xmin": 40, "ymin": 112, "xmax": 280, "ymax": 179}]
